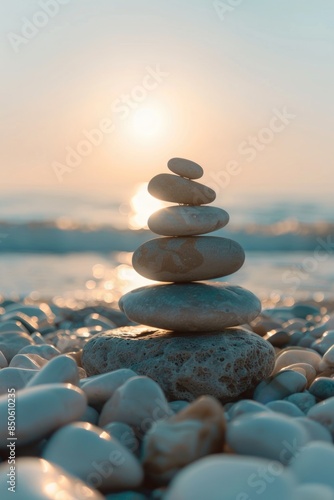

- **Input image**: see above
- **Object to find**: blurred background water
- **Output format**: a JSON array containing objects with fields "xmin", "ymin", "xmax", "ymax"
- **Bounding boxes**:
[{"xmin": 1, "ymin": 190, "xmax": 333, "ymax": 302}]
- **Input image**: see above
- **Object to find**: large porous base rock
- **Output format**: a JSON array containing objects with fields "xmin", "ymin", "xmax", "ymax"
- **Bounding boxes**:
[{"xmin": 82, "ymin": 326, "xmax": 275, "ymax": 402}]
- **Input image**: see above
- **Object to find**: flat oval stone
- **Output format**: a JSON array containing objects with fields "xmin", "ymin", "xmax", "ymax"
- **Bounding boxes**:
[
  {"xmin": 148, "ymin": 206, "xmax": 229, "ymax": 236},
  {"xmin": 148, "ymin": 174, "xmax": 216, "ymax": 204},
  {"xmin": 132, "ymin": 237, "xmax": 245, "ymax": 282},
  {"xmin": 0, "ymin": 383, "xmax": 87, "ymax": 447},
  {"xmin": 167, "ymin": 158, "xmax": 204, "ymax": 179},
  {"xmin": 82, "ymin": 326, "xmax": 275, "ymax": 403},
  {"xmin": 119, "ymin": 282, "xmax": 260, "ymax": 332}
]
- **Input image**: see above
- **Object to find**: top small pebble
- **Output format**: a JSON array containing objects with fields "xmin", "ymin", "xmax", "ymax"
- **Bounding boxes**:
[{"xmin": 168, "ymin": 158, "xmax": 204, "ymax": 179}]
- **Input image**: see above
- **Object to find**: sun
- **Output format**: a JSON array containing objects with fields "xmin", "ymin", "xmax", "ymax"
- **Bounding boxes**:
[
  {"xmin": 131, "ymin": 106, "xmax": 163, "ymax": 138},
  {"xmin": 129, "ymin": 183, "xmax": 167, "ymax": 230}
]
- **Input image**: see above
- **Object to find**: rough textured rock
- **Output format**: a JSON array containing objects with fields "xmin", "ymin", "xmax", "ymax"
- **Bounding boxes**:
[
  {"xmin": 119, "ymin": 282, "xmax": 260, "ymax": 332},
  {"xmin": 167, "ymin": 157, "xmax": 203, "ymax": 179},
  {"xmin": 82, "ymin": 326, "xmax": 275, "ymax": 402},
  {"xmin": 132, "ymin": 236, "xmax": 245, "ymax": 282},
  {"xmin": 148, "ymin": 206, "xmax": 229, "ymax": 236},
  {"xmin": 148, "ymin": 173, "xmax": 216, "ymax": 205}
]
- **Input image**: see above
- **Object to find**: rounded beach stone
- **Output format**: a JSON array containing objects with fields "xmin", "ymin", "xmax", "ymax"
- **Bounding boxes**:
[
  {"xmin": 164, "ymin": 455, "xmax": 296, "ymax": 500},
  {"xmin": 42, "ymin": 422, "xmax": 143, "ymax": 491},
  {"xmin": 26, "ymin": 354, "xmax": 80, "ymax": 387},
  {"xmin": 296, "ymin": 416, "xmax": 333, "ymax": 443},
  {"xmin": 82, "ymin": 326, "xmax": 275, "ymax": 402},
  {"xmin": 293, "ymin": 484, "xmax": 334, "ymax": 500},
  {"xmin": 167, "ymin": 157, "xmax": 203, "ymax": 179},
  {"xmin": 254, "ymin": 370, "xmax": 307, "ymax": 404},
  {"xmin": 18, "ymin": 344, "xmax": 60, "ymax": 360},
  {"xmin": 148, "ymin": 174, "xmax": 216, "ymax": 205},
  {"xmin": 119, "ymin": 282, "xmax": 259, "ymax": 332},
  {"xmin": 0, "ymin": 383, "xmax": 87, "ymax": 447},
  {"xmin": 309, "ymin": 377, "xmax": 334, "ymax": 400},
  {"xmin": 226, "ymin": 412, "xmax": 309, "ymax": 464},
  {"xmin": 80, "ymin": 368, "xmax": 137, "ymax": 406},
  {"xmin": 103, "ymin": 422, "xmax": 139, "ymax": 455},
  {"xmin": 142, "ymin": 396, "xmax": 226, "ymax": 484},
  {"xmin": 308, "ymin": 396, "xmax": 334, "ymax": 436},
  {"xmin": 0, "ymin": 332, "xmax": 35, "ymax": 362},
  {"xmin": 148, "ymin": 205, "xmax": 229, "ymax": 236},
  {"xmin": 227, "ymin": 399, "xmax": 271, "ymax": 420},
  {"xmin": 0, "ymin": 457, "xmax": 105, "ymax": 500},
  {"xmin": 289, "ymin": 441, "xmax": 334, "ymax": 488},
  {"xmin": 274, "ymin": 349, "xmax": 322, "ymax": 373},
  {"xmin": 99, "ymin": 376, "xmax": 172, "ymax": 433},
  {"xmin": 132, "ymin": 236, "xmax": 244, "ymax": 282},
  {"xmin": 266, "ymin": 400, "xmax": 304, "ymax": 417},
  {"xmin": 0, "ymin": 367, "xmax": 38, "ymax": 394}
]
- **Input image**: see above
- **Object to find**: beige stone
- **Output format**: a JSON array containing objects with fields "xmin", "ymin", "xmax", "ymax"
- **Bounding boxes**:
[
  {"xmin": 142, "ymin": 396, "xmax": 226, "ymax": 483},
  {"xmin": 148, "ymin": 173, "xmax": 216, "ymax": 204},
  {"xmin": 132, "ymin": 236, "xmax": 245, "ymax": 282},
  {"xmin": 148, "ymin": 205, "xmax": 229, "ymax": 236},
  {"xmin": 167, "ymin": 157, "xmax": 203, "ymax": 179}
]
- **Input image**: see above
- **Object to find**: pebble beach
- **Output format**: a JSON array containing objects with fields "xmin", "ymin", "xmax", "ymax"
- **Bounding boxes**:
[{"xmin": 1, "ymin": 159, "xmax": 334, "ymax": 500}]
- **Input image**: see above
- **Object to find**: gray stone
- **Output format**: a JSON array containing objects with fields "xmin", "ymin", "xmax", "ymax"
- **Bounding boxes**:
[
  {"xmin": 148, "ymin": 205, "xmax": 229, "ymax": 236},
  {"xmin": 82, "ymin": 326, "xmax": 275, "ymax": 402},
  {"xmin": 148, "ymin": 174, "xmax": 216, "ymax": 205},
  {"xmin": 309, "ymin": 377, "xmax": 334, "ymax": 400},
  {"xmin": 167, "ymin": 157, "xmax": 203, "ymax": 179},
  {"xmin": 119, "ymin": 282, "xmax": 260, "ymax": 332},
  {"xmin": 132, "ymin": 237, "xmax": 245, "ymax": 282}
]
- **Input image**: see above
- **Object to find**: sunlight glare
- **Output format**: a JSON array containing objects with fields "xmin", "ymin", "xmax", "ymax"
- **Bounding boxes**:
[
  {"xmin": 129, "ymin": 183, "xmax": 166, "ymax": 229},
  {"xmin": 132, "ymin": 107, "xmax": 163, "ymax": 138}
]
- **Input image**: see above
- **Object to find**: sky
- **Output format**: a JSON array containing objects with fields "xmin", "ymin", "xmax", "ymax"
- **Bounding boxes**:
[{"xmin": 1, "ymin": 0, "xmax": 334, "ymax": 206}]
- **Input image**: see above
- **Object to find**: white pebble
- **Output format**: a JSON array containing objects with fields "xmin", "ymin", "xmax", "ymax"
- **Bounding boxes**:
[
  {"xmin": 42, "ymin": 422, "xmax": 143, "ymax": 491},
  {"xmin": 165, "ymin": 455, "xmax": 295, "ymax": 500},
  {"xmin": 226, "ymin": 412, "xmax": 309, "ymax": 464},
  {"xmin": 0, "ymin": 383, "xmax": 87, "ymax": 447},
  {"xmin": 26, "ymin": 354, "xmax": 79, "ymax": 387},
  {"xmin": 0, "ymin": 457, "xmax": 104, "ymax": 499},
  {"xmin": 99, "ymin": 376, "xmax": 172, "ymax": 435},
  {"xmin": 289, "ymin": 441, "xmax": 334, "ymax": 488},
  {"xmin": 308, "ymin": 396, "xmax": 334, "ymax": 436},
  {"xmin": 80, "ymin": 369, "xmax": 137, "ymax": 406},
  {"xmin": 274, "ymin": 349, "xmax": 322, "ymax": 373}
]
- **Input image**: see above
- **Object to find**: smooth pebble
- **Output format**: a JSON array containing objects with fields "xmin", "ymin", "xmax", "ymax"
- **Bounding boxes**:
[
  {"xmin": 148, "ymin": 173, "xmax": 216, "ymax": 205},
  {"xmin": 42, "ymin": 422, "xmax": 143, "ymax": 491},
  {"xmin": 132, "ymin": 236, "xmax": 245, "ymax": 282},
  {"xmin": 167, "ymin": 157, "xmax": 204, "ymax": 179}
]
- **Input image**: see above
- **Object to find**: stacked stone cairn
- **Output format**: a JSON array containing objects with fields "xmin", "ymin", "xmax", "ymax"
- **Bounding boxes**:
[
  {"xmin": 121, "ymin": 157, "xmax": 261, "ymax": 331},
  {"xmin": 114, "ymin": 158, "xmax": 275, "ymax": 401}
]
